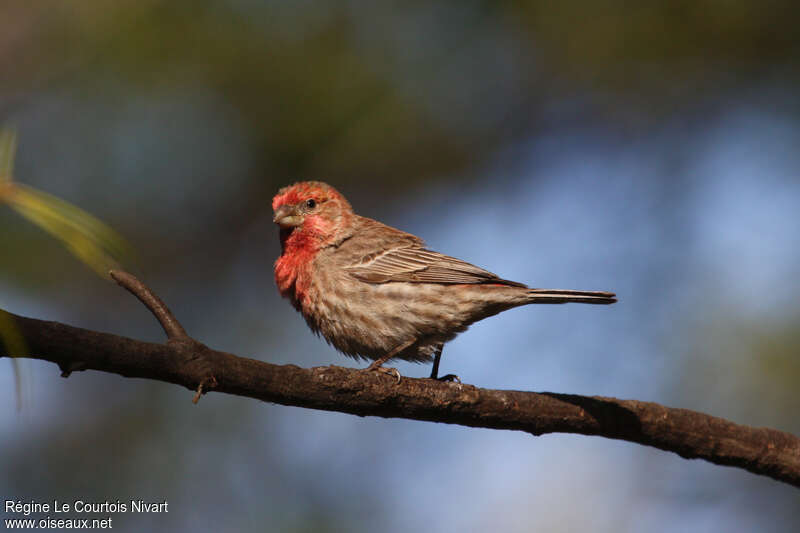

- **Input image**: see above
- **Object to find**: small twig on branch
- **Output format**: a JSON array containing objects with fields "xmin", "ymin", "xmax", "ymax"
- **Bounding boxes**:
[
  {"xmin": 1, "ymin": 272, "xmax": 799, "ymax": 489},
  {"xmin": 192, "ymin": 376, "xmax": 218, "ymax": 404},
  {"xmin": 109, "ymin": 270, "xmax": 188, "ymax": 341}
]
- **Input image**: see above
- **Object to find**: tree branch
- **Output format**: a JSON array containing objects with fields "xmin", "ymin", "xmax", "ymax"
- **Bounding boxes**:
[{"xmin": 1, "ymin": 273, "xmax": 798, "ymax": 489}]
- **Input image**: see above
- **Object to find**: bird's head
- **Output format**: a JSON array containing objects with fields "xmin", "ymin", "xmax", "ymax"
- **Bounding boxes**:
[{"xmin": 272, "ymin": 181, "xmax": 355, "ymax": 248}]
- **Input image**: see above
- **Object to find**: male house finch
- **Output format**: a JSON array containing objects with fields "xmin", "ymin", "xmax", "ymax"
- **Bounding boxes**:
[{"xmin": 273, "ymin": 181, "xmax": 616, "ymax": 380}]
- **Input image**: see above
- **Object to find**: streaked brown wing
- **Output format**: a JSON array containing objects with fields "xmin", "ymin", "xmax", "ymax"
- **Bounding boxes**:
[{"xmin": 345, "ymin": 246, "xmax": 527, "ymax": 287}]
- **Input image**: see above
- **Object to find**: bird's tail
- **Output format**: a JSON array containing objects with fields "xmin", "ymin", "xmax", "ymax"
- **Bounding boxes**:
[{"xmin": 526, "ymin": 288, "xmax": 617, "ymax": 304}]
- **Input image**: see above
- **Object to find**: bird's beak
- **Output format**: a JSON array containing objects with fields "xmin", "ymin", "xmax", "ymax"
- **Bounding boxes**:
[{"xmin": 273, "ymin": 204, "xmax": 303, "ymax": 228}]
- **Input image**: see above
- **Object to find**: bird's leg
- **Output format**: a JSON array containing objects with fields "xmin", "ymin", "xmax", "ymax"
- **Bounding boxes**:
[
  {"xmin": 365, "ymin": 338, "xmax": 415, "ymax": 383},
  {"xmin": 429, "ymin": 345, "xmax": 443, "ymax": 379},
  {"xmin": 429, "ymin": 344, "xmax": 460, "ymax": 383}
]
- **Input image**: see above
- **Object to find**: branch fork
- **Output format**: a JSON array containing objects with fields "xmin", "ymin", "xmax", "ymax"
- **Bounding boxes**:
[{"xmin": 109, "ymin": 270, "xmax": 217, "ymax": 403}]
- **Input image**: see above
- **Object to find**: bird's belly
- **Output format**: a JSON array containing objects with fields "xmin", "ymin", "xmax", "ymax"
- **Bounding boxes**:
[{"xmin": 299, "ymin": 280, "xmax": 481, "ymax": 362}]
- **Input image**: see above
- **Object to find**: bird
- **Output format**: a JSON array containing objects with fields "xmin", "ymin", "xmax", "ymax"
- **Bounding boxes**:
[{"xmin": 272, "ymin": 181, "xmax": 616, "ymax": 381}]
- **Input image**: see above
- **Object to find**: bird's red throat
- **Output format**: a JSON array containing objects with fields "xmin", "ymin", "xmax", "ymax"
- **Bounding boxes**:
[{"xmin": 274, "ymin": 227, "xmax": 318, "ymax": 307}]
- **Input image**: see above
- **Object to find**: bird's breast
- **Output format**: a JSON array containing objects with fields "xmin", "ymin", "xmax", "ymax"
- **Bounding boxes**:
[{"xmin": 274, "ymin": 254, "xmax": 314, "ymax": 309}]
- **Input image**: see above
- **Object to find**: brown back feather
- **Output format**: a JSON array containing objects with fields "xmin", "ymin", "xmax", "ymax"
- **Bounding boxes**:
[{"xmin": 346, "ymin": 241, "xmax": 527, "ymax": 288}]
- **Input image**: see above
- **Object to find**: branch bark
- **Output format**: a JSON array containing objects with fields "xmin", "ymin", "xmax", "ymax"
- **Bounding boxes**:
[{"xmin": 1, "ymin": 274, "xmax": 798, "ymax": 489}]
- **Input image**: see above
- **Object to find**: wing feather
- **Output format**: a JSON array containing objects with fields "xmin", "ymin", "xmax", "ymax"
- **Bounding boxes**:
[{"xmin": 345, "ymin": 246, "xmax": 527, "ymax": 287}]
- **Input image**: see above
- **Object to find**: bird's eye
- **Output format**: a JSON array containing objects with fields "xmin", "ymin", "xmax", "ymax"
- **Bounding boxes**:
[{"xmin": 305, "ymin": 199, "xmax": 317, "ymax": 209}]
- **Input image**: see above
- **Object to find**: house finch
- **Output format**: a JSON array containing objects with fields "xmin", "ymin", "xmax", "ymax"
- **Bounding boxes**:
[{"xmin": 273, "ymin": 181, "xmax": 616, "ymax": 380}]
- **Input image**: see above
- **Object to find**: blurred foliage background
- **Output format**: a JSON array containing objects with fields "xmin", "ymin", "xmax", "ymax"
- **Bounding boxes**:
[{"xmin": 2, "ymin": 2, "xmax": 799, "ymax": 532}]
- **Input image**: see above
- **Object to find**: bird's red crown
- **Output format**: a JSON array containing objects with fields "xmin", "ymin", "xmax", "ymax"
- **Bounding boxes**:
[{"xmin": 271, "ymin": 181, "xmax": 349, "ymax": 211}]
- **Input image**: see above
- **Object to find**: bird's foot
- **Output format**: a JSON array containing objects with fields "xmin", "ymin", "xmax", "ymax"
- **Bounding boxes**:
[
  {"xmin": 435, "ymin": 373, "xmax": 461, "ymax": 383},
  {"xmin": 364, "ymin": 361, "xmax": 402, "ymax": 384}
]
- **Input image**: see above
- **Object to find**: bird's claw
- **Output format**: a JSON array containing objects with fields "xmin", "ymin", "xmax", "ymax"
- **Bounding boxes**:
[
  {"xmin": 436, "ymin": 373, "xmax": 461, "ymax": 383},
  {"xmin": 365, "ymin": 364, "xmax": 402, "ymax": 384}
]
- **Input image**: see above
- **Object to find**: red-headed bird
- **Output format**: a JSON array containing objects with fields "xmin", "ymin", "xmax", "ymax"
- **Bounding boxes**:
[{"xmin": 273, "ymin": 181, "xmax": 616, "ymax": 380}]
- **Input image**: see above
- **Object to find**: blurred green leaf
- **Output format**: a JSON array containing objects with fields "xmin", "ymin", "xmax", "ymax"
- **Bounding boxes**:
[
  {"xmin": 4, "ymin": 184, "xmax": 135, "ymax": 277},
  {"xmin": 0, "ymin": 129, "xmax": 135, "ymax": 278}
]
